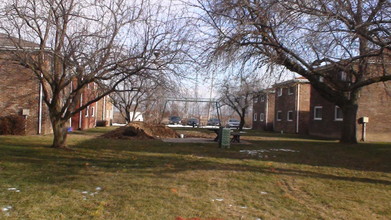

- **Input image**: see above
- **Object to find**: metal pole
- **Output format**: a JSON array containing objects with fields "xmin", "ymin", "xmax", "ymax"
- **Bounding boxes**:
[
  {"xmin": 216, "ymin": 102, "xmax": 221, "ymax": 125},
  {"xmin": 160, "ymin": 100, "xmax": 168, "ymax": 124},
  {"xmin": 361, "ymin": 123, "xmax": 367, "ymax": 142}
]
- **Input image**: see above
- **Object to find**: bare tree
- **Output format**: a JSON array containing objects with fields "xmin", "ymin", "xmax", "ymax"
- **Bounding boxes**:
[
  {"xmin": 0, "ymin": 0, "xmax": 193, "ymax": 148},
  {"xmin": 198, "ymin": 0, "xmax": 391, "ymax": 143},
  {"xmin": 218, "ymin": 73, "xmax": 262, "ymax": 130},
  {"xmin": 110, "ymin": 74, "xmax": 173, "ymax": 123}
]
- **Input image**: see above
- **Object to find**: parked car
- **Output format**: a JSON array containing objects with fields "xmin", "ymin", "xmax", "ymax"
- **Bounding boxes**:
[
  {"xmin": 187, "ymin": 118, "xmax": 199, "ymax": 127},
  {"xmin": 169, "ymin": 116, "xmax": 181, "ymax": 125},
  {"xmin": 227, "ymin": 119, "xmax": 240, "ymax": 128},
  {"xmin": 207, "ymin": 118, "xmax": 220, "ymax": 126}
]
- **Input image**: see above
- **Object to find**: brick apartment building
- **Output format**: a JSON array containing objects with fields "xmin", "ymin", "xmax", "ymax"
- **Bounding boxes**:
[
  {"xmin": 253, "ymin": 77, "xmax": 391, "ymax": 142},
  {"xmin": 0, "ymin": 34, "xmax": 109, "ymax": 134},
  {"xmin": 70, "ymin": 82, "xmax": 98, "ymax": 131},
  {"xmin": 0, "ymin": 34, "xmax": 52, "ymax": 135},
  {"xmin": 272, "ymin": 78, "xmax": 311, "ymax": 134},
  {"xmin": 252, "ymin": 89, "xmax": 275, "ymax": 131},
  {"xmin": 309, "ymin": 82, "xmax": 391, "ymax": 141},
  {"xmin": 96, "ymin": 96, "xmax": 114, "ymax": 125}
]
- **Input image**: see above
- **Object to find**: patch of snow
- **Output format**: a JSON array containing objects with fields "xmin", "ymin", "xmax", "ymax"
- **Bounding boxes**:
[
  {"xmin": 1, "ymin": 206, "xmax": 12, "ymax": 212},
  {"xmin": 112, "ymin": 123, "xmax": 126, "ymax": 126},
  {"xmin": 260, "ymin": 191, "xmax": 268, "ymax": 195},
  {"xmin": 239, "ymin": 148, "xmax": 299, "ymax": 157},
  {"xmin": 214, "ymin": 198, "xmax": 224, "ymax": 202},
  {"xmin": 270, "ymin": 148, "xmax": 299, "ymax": 152}
]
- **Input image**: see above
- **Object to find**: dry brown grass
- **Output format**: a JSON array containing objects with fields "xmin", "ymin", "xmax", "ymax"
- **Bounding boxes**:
[{"xmin": 0, "ymin": 127, "xmax": 390, "ymax": 219}]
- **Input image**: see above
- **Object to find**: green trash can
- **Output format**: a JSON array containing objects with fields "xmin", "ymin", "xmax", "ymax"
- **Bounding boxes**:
[{"xmin": 219, "ymin": 128, "xmax": 231, "ymax": 149}]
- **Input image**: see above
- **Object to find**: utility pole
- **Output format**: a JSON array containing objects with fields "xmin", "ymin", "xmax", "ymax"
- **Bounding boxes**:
[{"xmin": 207, "ymin": 71, "xmax": 215, "ymax": 120}]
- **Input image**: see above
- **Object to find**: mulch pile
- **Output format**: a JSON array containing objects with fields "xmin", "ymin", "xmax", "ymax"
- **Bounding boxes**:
[{"xmin": 102, "ymin": 122, "xmax": 178, "ymax": 140}]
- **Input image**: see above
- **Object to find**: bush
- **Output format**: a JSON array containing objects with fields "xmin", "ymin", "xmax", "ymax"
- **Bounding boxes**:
[
  {"xmin": 0, "ymin": 115, "xmax": 25, "ymax": 135},
  {"xmin": 96, "ymin": 120, "xmax": 108, "ymax": 127}
]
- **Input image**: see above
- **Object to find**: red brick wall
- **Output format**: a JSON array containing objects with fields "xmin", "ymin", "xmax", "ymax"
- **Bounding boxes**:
[
  {"xmin": 70, "ymin": 82, "xmax": 97, "ymax": 130},
  {"xmin": 274, "ymin": 83, "xmax": 310, "ymax": 134},
  {"xmin": 356, "ymin": 82, "xmax": 391, "ymax": 142},
  {"xmin": 308, "ymin": 88, "xmax": 343, "ymax": 139},
  {"xmin": 253, "ymin": 92, "xmax": 275, "ymax": 131},
  {"xmin": 252, "ymin": 93, "xmax": 265, "ymax": 130},
  {"xmin": 96, "ymin": 96, "xmax": 113, "ymax": 124},
  {"xmin": 0, "ymin": 53, "xmax": 51, "ymax": 135},
  {"xmin": 266, "ymin": 93, "xmax": 275, "ymax": 131},
  {"xmin": 298, "ymin": 84, "xmax": 311, "ymax": 134},
  {"xmin": 309, "ymin": 82, "xmax": 391, "ymax": 142}
]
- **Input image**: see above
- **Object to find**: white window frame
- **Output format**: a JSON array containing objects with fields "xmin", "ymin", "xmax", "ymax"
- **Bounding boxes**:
[
  {"xmin": 288, "ymin": 86, "xmax": 294, "ymax": 95},
  {"xmin": 277, "ymin": 88, "xmax": 282, "ymax": 96},
  {"xmin": 91, "ymin": 107, "xmax": 95, "ymax": 117},
  {"xmin": 260, "ymin": 113, "xmax": 265, "ymax": 122},
  {"xmin": 260, "ymin": 95, "xmax": 265, "ymax": 102},
  {"xmin": 277, "ymin": 110, "xmax": 282, "ymax": 121},
  {"xmin": 85, "ymin": 106, "xmax": 89, "ymax": 117},
  {"xmin": 334, "ymin": 106, "xmax": 343, "ymax": 121},
  {"xmin": 253, "ymin": 113, "xmax": 257, "ymax": 121},
  {"xmin": 287, "ymin": 111, "xmax": 293, "ymax": 121},
  {"xmin": 254, "ymin": 97, "xmax": 258, "ymax": 103},
  {"xmin": 314, "ymin": 106, "xmax": 322, "ymax": 120},
  {"xmin": 340, "ymin": 71, "xmax": 347, "ymax": 81}
]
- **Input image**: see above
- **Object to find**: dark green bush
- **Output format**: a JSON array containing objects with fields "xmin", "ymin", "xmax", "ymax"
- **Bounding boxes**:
[{"xmin": 0, "ymin": 115, "xmax": 25, "ymax": 135}]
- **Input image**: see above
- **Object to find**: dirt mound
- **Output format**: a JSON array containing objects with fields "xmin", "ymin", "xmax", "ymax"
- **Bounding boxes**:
[{"xmin": 102, "ymin": 122, "xmax": 178, "ymax": 140}]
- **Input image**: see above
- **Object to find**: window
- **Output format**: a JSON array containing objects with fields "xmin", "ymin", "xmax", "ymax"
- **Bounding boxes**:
[
  {"xmin": 253, "ymin": 113, "xmax": 257, "ymax": 121},
  {"xmin": 85, "ymin": 106, "xmax": 89, "ymax": 117},
  {"xmin": 287, "ymin": 111, "xmax": 293, "ymax": 121},
  {"xmin": 260, "ymin": 113, "xmax": 265, "ymax": 121},
  {"xmin": 340, "ymin": 71, "xmax": 348, "ymax": 81},
  {"xmin": 314, "ymin": 106, "xmax": 322, "ymax": 120},
  {"xmin": 277, "ymin": 88, "xmax": 282, "ymax": 96},
  {"xmin": 335, "ymin": 106, "xmax": 343, "ymax": 121},
  {"xmin": 288, "ymin": 86, "xmax": 294, "ymax": 95},
  {"xmin": 319, "ymin": 76, "xmax": 324, "ymax": 82},
  {"xmin": 91, "ymin": 107, "xmax": 95, "ymax": 117},
  {"xmin": 260, "ymin": 95, "xmax": 265, "ymax": 102},
  {"xmin": 277, "ymin": 111, "xmax": 282, "ymax": 121},
  {"xmin": 254, "ymin": 97, "xmax": 258, "ymax": 103}
]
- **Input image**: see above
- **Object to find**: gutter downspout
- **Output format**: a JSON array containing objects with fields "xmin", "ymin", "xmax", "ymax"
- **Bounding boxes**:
[
  {"xmin": 79, "ymin": 93, "xmax": 83, "ymax": 129},
  {"xmin": 38, "ymin": 78, "xmax": 43, "ymax": 134},
  {"xmin": 265, "ymin": 93, "xmax": 268, "ymax": 130},
  {"xmin": 69, "ymin": 83, "xmax": 73, "ymax": 128},
  {"xmin": 103, "ymin": 96, "xmax": 106, "ymax": 121},
  {"xmin": 296, "ymin": 84, "xmax": 300, "ymax": 134}
]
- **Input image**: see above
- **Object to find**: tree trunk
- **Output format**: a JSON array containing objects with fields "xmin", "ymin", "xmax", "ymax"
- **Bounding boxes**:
[
  {"xmin": 239, "ymin": 111, "xmax": 245, "ymax": 131},
  {"xmin": 51, "ymin": 119, "xmax": 68, "ymax": 148},
  {"xmin": 340, "ymin": 103, "xmax": 358, "ymax": 144}
]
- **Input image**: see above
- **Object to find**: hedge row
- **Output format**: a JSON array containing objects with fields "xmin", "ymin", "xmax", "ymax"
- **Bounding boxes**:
[{"xmin": 0, "ymin": 115, "xmax": 25, "ymax": 135}]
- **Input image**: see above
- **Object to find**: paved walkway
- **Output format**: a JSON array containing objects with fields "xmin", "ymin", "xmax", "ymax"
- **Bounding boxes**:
[
  {"xmin": 162, "ymin": 138, "xmax": 216, "ymax": 143},
  {"xmin": 162, "ymin": 138, "xmax": 251, "ymax": 144}
]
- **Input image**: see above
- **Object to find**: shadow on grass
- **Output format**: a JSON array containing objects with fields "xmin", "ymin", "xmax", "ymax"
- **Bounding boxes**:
[{"xmin": 1, "ymin": 133, "xmax": 391, "ymax": 186}]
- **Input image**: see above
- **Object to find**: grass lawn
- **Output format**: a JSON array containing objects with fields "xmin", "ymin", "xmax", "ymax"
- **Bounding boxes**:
[{"xmin": 1, "ymin": 127, "xmax": 391, "ymax": 219}]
